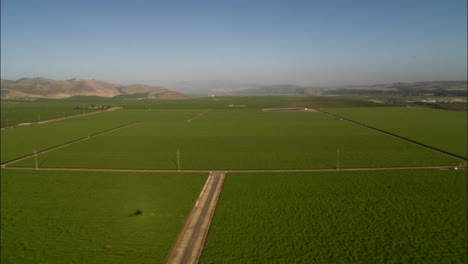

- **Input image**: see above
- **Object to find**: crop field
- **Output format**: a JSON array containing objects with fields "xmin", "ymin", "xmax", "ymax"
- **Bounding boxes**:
[
  {"xmin": 8, "ymin": 109, "xmax": 459, "ymax": 169},
  {"xmin": 1, "ymin": 97, "xmax": 466, "ymax": 264},
  {"xmin": 200, "ymin": 170, "xmax": 467, "ymax": 264},
  {"xmin": 36, "ymin": 95, "xmax": 390, "ymax": 110},
  {"xmin": 1, "ymin": 102, "xmax": 101, "ymax": 127},
  {"xmin": 0, "ymin": 169, "xmax": 207, "ymax": 264},
  {"xmin": 0, "ymin": 109, "xmax": 156, "ymax": 164},
  {"xmin": 324, "ymin": 107, "xmax": 468, "ymax": 158}
]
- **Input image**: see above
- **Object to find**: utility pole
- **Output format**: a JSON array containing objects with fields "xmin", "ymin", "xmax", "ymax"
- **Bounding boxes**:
[
  {"xmin": 337, "ymin": 149, "xmax": 340, "ymax": 171},
  {"xmin": 177, "ymin": 150, "xmax": 180, "ymax": 172},
  {"xmin": 34, "ymin": 146, "xmax": 38, "ymax": 169}
]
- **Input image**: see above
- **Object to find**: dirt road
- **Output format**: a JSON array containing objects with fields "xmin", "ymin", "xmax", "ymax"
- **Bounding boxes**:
[
  {"xmin": 1, "ymin": 121, "xmax": 139, "ymax": 167},
  {"xmin": 166, "ymin": 171, "xmax": 226, "ymax": 264},
  {"xmin": 2, "ymin": 165, "xmax": 465, "ymax": 172},
  {"xmin": 1, "ymin": 107, "xmax": 123, "ymax": 130},
  {"xmin": 186, "ymin": 110, "xmax": 210, "ymax": 122}
]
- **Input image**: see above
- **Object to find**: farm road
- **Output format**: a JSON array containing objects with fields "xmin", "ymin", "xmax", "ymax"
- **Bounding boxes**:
[
  {"xmin": 1, "ymin": 121, "xmax": 139, "ymax": 167},
  {"xmin": 185, "ymin": 110, "xmax": 210, "ymax": 122},
  {"xmin": 1, "ymin": 107, "xmax": 123, "ymax": 130},
  {"xmin": 2, "ymin": 165, "xmax": 464, "ymax": 173},
  {"xmin": 318, "ymin": 110, "xmax": 468, "ymax": 166},
  {"xmin": 166, "ymin": 171, "xmax": 226, "ymax": 264}
]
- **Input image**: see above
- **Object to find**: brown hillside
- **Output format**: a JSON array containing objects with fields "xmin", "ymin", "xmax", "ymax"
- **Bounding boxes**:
[{"xmin": 0, "ymin": 77, "xmax": 185, "ymax": 100}]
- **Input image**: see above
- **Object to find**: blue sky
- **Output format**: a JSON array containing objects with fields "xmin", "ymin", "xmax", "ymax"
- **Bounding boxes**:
[{"xmin": 1, "ymin": 0, "xmax": 466, "ymax": 86}]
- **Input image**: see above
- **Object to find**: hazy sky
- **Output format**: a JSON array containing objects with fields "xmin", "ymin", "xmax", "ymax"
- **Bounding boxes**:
[{"xmin": 1, "ymin": 0, "xmax": 466, "ymax": 86}]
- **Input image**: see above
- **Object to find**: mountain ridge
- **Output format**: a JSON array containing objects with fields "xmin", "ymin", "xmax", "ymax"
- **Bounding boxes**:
[{"xmin": 0, "ymin": 77, "xmax": 185, "ymax": 100}]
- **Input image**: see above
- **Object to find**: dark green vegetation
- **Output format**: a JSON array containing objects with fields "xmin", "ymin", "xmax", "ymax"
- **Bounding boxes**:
[
  {"xmin": 201, "ymin": 170, "xmax": 467, "ymax": 264},
  {"xmin": 0, "ymin": 102, "xmax": 100, "ymax": 127},
  {"xmin": 325, "ymin": 107, "xmax": 468, "ymax": 158},
  {"xmin": 9, "ymin": 109, "xmax": 459, "ymax": 169},
  {"xmin": 1, "ymin": 169, "xmax": 207, "ymax": 264}
]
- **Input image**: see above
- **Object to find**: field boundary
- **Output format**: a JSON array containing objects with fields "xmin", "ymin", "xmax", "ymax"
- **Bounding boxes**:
[
  {"xmin": 166, "ymin": 171, "xmax": 226, "ymax": 264},
  {"xmin": 2, "ymin": 165, "xmax": 464, "ymax": 172},
  {"xmin": 1, "ymin": 121, "xmax": 139, "ymax": 167},
  {"xmin": 0, "ymin": 107, "xmax": 123, "ymax": 130},
  {"xmin": 319, "ymin": 110, "xmax": 468, "ymax": 165}
]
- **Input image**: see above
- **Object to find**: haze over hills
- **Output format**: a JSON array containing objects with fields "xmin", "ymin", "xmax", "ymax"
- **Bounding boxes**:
[
  {"xmin": 0, "ymin": 77, "xmax": 185, "ymax": 100},
  {"xmin": 324, "ymin": 81, "xmax": 468, "ymax": 96},
  {"xmin": 204, "ymin": 81, "xmax": 467, "ymax": 96},
  {"xmin": 1, "ymin": 78, "xmax": 466, "ymax": 100},
  {"xmin": 166, "ymin": 80, "xmax": 261, "ymax": 95}
]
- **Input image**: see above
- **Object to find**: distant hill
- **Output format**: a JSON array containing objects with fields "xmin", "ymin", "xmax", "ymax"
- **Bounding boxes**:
[
  {"xmin": 324, "ymin": 81, "xmax": 467, "ymax": 96},
  {"xmin": 167, "ymin": 80, "xmax": 260, "ymax": 94},
  {"xmin": 236, "ymin": 84, "xmax": 326, "ymax": 95},
  {"xmin": 228, "ymin": 81, "xmax": 467, "ymax": 96},
  {"xmin": 0, "ymin": 77, "xmax": 185, "ymax": 100}
]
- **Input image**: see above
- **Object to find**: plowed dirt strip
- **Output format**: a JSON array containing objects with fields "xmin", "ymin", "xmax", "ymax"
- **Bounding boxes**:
[
  {"xmin": 165, "ymin": 171, "xmax": 226, "ymax": 264},
  {"xmin": 318, "ymin": 110, "xmax": 468, "ymax": 165},
  {"xmin": 1, "ymin": 121, "xmax": 139, "ymax": 167},
  {"xmin": 0, "ymin": 107, "xmax": 123, "ymax": 130}
]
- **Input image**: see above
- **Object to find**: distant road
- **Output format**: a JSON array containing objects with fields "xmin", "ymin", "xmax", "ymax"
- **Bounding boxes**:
[
  {"xmin": 1, "ymin": 107, "xmax": 123, "ymax": 130},
  {"xmin": 166, "ymin": 171, "xmax": 226, "ymax": 264}
]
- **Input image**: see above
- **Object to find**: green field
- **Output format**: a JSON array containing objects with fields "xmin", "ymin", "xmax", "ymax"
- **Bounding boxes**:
[
  {"xmin": 35, "ymin": 95, "xmax": 388, "ymax": 110},
  {"xmin": 9, "ymin": 109, "xmax": 459, "ymax": 169},
  {"xmin": 1, "ymin": 102, "xmax": 102, "ymax": 127},
  {"xmin": 0, "ymin": 109, "xmax": 153, "ymax": 163},
  {"xmin": 200, "ymin": 170, "xmax": 467, "ymax": 263},
  {"xmin": 2, "ymin": 97, "xmax": 466, "ymax": 263},
  {"xmin": 325, "ymin": 107, "xmax": 468, "ymax": 158},
  {"xmin": 0, "ymin": 169, "xmax": 207, "ymax": 264}
]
